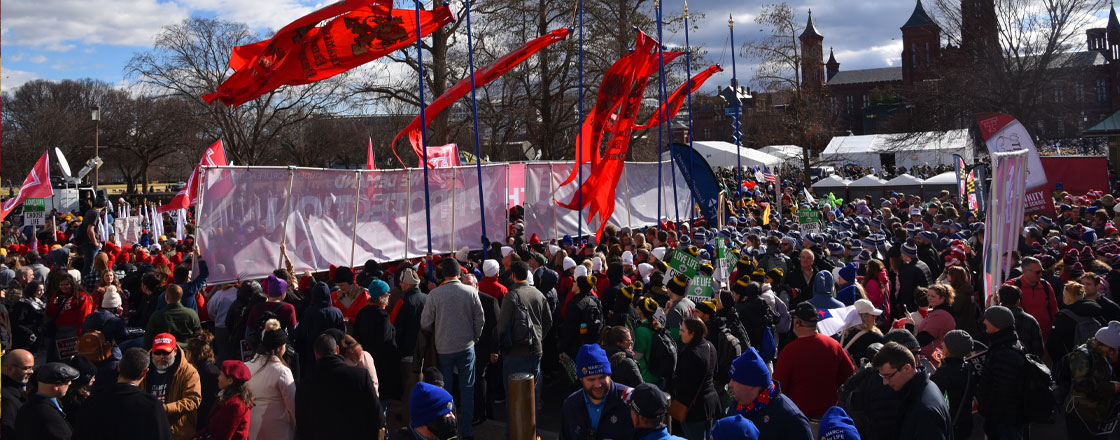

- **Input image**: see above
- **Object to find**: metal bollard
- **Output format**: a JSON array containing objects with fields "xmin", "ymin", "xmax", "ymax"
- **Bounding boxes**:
[{"xmin": 508, "ymin": 372, "xmax": 536, "ymax": 440}]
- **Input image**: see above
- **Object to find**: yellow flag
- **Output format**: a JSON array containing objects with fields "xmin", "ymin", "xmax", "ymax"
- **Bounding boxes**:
[{"xmin": 762, "ymin": 202, "xmax": 770, "ymax": 225}]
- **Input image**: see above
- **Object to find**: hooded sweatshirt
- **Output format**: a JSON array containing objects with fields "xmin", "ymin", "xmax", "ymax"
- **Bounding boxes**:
[{"xmin": 295, "ymin": 282, "xmax": 345, "ymax": 371}]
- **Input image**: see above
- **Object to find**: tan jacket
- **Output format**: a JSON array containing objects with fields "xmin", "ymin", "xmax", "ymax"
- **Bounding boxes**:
[{"xmin": 140, "ymin": 347, "xmax": 202, "ymax": 440}]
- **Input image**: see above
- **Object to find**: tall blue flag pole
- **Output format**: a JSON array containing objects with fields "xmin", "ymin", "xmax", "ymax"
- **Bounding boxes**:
[
  {"xmin": 729, "ymin": 15, "xmax": 743, "ymax": 203},
  {"xmin": 416, "ymin": 0, "xmax": 434, "ymax": 275},
  {"xmin": 656, "ymin": 0, "xmax": 679, "ymax": 226},
  {"xmin": 684, "ymin": 0, "xmax": 695, "ymax": 226},
  {"xmin": 464, "ymin": 0, "xmax": 488, "ymax": 259},
  {"xmin": 577, "ymin": 0, "xmax": 585, "ymax": 241}
]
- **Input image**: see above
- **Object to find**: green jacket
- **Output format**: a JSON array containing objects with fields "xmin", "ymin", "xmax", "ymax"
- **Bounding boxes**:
[
  {"xmin": 1069, "ymin": 341, "xmax": 1120, "ymax": 429},
  {"xmin": 633, "ymin": 320, "xmax": 661, "ymax": 384},
  {"xmin": 144, "ymin": 302, "xmax": 202, "ymax": 349}
]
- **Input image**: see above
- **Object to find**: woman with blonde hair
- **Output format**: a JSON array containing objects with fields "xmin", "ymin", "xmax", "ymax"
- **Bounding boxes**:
[
  {"xmin": 1047, "ymin": 281, "xmax": 1106, "ymax": 362},
  {"xmin": 837, "ymin": 299, "xmax": 886, "ymax": 365},
  {"xmin": 916, "ymin": 283, "xmax": 957, "ymax": 367}
]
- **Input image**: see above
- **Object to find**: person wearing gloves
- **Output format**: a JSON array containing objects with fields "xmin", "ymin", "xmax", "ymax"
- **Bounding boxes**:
[
  {"xmin": 559, "ymin": 344, "xmax": 635, "ymax": 440},
  {"xmin": 726, "ymin": 347, "xmax": 813, "ymax": 440}
]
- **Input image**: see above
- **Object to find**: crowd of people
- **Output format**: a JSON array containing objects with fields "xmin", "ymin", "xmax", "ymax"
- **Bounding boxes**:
[{"xmin": 5, "ymin": 164, "xmax": 1120, "ymax": 440}]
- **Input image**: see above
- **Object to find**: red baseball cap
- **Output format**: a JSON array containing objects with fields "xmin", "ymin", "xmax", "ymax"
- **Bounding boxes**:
[{"xmin": 151, "ymin": 333, "xmax": 177, "ymax": 353}]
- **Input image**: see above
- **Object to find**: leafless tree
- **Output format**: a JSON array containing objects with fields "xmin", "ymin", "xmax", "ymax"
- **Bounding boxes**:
[{"xmin": 125, "ymin": 18, "xmax": 350, "ymax": 166}]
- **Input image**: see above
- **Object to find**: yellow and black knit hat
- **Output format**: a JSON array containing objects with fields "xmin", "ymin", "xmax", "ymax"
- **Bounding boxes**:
[
  {"xmin": 668, "ymin": 274, "xmax": 690, "ymax": 296},
  {"xmin": 698, "ymin": 263, "xmax": 715, "ymax": 276},
  {"xmin": 696, "ymin": 299, "xmax": 717, "ymax": 315},
  {"xmin": 685, "ymin": 246, "xmax": 700, "ymax": 257},
  {"xmin": 577, "ymin": 275, "xmax": 597, "ymax": 294},
  {"xmin": 640, "ymin": 297, "xmax": 659, "ymax": 314}
]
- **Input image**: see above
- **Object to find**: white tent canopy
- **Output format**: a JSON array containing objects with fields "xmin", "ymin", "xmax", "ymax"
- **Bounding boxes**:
[
  {"xmin": 849, "ymin": 175, "xmax": 888, "ymax": 186},
  {"xmin": 662, "ymin": 141, "xmax": 783, "ymax": 170},
  {"xmin": 885, "ymin": 174, "xmax": 924, "ymax": 185},
  {"xmin": 923, "ymin": 171, "xmax": 956, "ymax": 184},
  {"xmin": 819, "ymin": 129, "xmax": 973, "ymax": 170},
  {"xmin": 760, "ymin": 145, "xmax": 803, "ymax": 162},
  {"xmin": 813, "ymin": 175, "xmax": 850, "ymax": 187}
]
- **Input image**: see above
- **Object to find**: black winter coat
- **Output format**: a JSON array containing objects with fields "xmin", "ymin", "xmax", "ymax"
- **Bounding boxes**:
[
  {"xmin": 10, "ymin": 300, "xmax": 43, "ymax": 351},
  {"xmin": 838, "ymin": 366, "xmax": 902, "ymax": 440},
  {"xmin": 929, "ymin": 356, "xmax": 976, "ymax": 440},
  {"xmin": 1009, "ymin": 305, "xmax": 1044, "ymax": 357},
  {"xmin": 393, "ymin": 287, "xmax": 426, "ymax": 357},
  {"xmin": 897, "ymin": 370, "xmax": 952, "ymax": 440},
  {"xmin": 1047, "ymin": 299, "xmax": 1106, "ymax": 362},
  {"xmin": 15, "ymin": 393, "xmax": 72, "ymax": 440},
  {"xmin": 735, "ymin": 295, "xmax": 772, "ymax": 350},
  {"xmin": 353, "ymin": 305, "xmax": 400, "ymax": 400},
  {"xmin": 1096, "ymin": 294, "xmax": 1120, "ymax": 323},
  {"xmin": 195, "ymin": 361, "xmax": 220, "ymax": 431},
  {"xmin": 295, "ymin": 354, "xmax": 383, "ymax": 440},
  {"xmin": 559, "ymin": 382, "xmax": 635, "ymax": 440},
  {"xmin": 603, "ymin": 345, "xmax": 643, "ymax": 388},
  {"xmin": 976, "ymin": 327, "xmax": 1027, "ymax": 425},
  {"xmin": 672, "ymin": 339, "xmax": 721, "ymax": 423},
  {"xmin": 75, "ymin": 382, "xmax": 172, "ymax": 440},
  {"xmin": 476, "ymin": 289, "xmax": 501, "ymax": 360},
  {"xmin": 294, "ymin": 282, "xmax": 345, "ymax": 373},
  {"xmin": 1, "ymin": 375, "xmax": 27, "ymax": 439},
  {"xmin": 897, "ymin": 260, "xmax": 932, "ymax": 313}
]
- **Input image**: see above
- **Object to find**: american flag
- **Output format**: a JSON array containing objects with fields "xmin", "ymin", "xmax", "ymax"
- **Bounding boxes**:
[{"xmin": 763, "ymin": 167, "xmax": 777, "ymax": 183}]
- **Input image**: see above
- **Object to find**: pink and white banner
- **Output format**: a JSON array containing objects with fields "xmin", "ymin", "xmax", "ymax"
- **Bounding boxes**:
[
  {"xmin": 978, "ymin": 113, "xmax": 1031, "ymax": 302},
  {"xmin": 198, "ymin": 162, "xmax": 681, "ymax": 283}
]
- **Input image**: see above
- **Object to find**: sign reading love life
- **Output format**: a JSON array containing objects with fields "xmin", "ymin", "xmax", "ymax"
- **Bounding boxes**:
[{"xmin": 663, "ymin": 249, "xmax": 715, "ymax": 302}]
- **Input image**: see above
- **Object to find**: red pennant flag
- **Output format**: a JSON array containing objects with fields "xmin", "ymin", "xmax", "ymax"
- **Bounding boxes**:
[
  {"xmin": 0, "ymin": 152, "xmax": 54, "ymax": 222},
  {"xmin": 366, "ymin": 137, "xmax": 377, "ymax": 170},
  {"xmin": 558, "ymin": 32, "xmax": 663, "ymax": 240},
  {"xmin": 158, "ymin": 140, "xmax": 228, "ymax": 213},
  {"xmin": 392, "ymin": 28, "xmax": 571, "ymax": 167},
  {"xmin": 204, "ymin": 0, "xmax": 454, "ymax": 108},
  {"xmin": 636, "ymin": 64, "xmax": 722, "ymax": 130},
  {"xmin": 559, "ymin": 39, "xmax": 683, "ymax": 188}
]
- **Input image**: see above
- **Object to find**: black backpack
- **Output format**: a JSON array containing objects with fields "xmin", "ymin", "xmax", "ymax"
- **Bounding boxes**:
[
  {"xmin": 1059, "ymin": 309, "xmax": 1104, "ymax": 348},
  {"xmin": 575, "ymin": 294, "xmax": 604, "ymax": 343},
  {"xmin": 713, "ymin": 326, "xmax": 743, "ymax": 384},
  {"xmin": 644, "ymin": 322, "xmax": 677, "ymax": 380},
  {"xmin": 1020, "ymin": 349, "xmax": 1058, "ymax": 423},
  {"xmin": 504, "ymin": 292, "xmax": 535, "ymax": 348}
]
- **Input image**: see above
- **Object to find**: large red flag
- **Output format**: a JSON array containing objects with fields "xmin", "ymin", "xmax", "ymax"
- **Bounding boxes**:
[
  {"xmin": 366, "ymin": 137, "xmax": 377, "ymax": 170},
  {"xmin": 636, "ymin": 64, "xmax": 722, "ymax": 130},
  {"xmin": 204, "ymin": 0, "xmax": 454, "ymax": 107},
  {"xmin": 158, "ymin": 141, "xmax": 228, "ymax": 213},
  {"xmin": 559, "ymin": 42, "xmax": 683, "ymax": 187},
  {"xmin": 392, "ymin": 28, "xmax": 571, "ymax": 167},
  {"xmin": 558, "ymin": 32, "xmax": 664, "ymax": 240},
  {"xmin": 0, "ymin": 152, "xmax": 53, "ymax": 222}
]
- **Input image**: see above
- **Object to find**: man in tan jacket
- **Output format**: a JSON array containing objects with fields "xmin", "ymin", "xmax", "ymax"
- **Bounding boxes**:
[{"xmin": 141, "ymin": 332, "xmax": 201, "ymax": 440}]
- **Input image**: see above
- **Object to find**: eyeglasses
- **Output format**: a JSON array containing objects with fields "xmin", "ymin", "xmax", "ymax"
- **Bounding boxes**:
[{"xmin": 878, "ymin": 369, "xmax": 900, "ymax": 381}]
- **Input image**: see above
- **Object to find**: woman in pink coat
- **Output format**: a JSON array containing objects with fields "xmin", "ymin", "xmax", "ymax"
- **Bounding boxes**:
[
  {"xmin": 916, "ymin": 283, "xmax": 957, "ymax": 368},
  {"xmin": 862, "ymin": 259, "xmax": 891, "ymax": 320}
]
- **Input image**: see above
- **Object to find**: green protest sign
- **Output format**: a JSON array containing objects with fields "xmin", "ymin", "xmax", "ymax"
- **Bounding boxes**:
[
  {"xmin": 23, "ymin": 198, "xmax": 46, "ymax": 226},
  {"xmin": 665, "ymin": 249, "xmax": 700, "ymax": 278},
  {"xmin": 686, "ymin": 275, "xmax": 715, "ymax": 302},
  {"xmin": 713, "ymin": 238, "xmax": 738, "ymax": 282},
  {"xmin": 798, "ymin": 208, "xmax": 821, "ymax": 234}
]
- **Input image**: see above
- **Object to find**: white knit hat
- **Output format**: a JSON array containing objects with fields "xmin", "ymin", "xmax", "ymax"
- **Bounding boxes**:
[
  {"xmin": 102, "ymin": 286, "xmax": 122, "ymax": 309},
  {"xmin": 573, "ymin": 265, "xmax": 588, "ymax": 279},
  {"xmin": 621, "ymin": 251, "xmax": 634, "ymax": 266},
  {"xmin": 501, "ymin": 246, "xmax": 514, "ymax": 258},
  {"xmin": 651, "ymin": 247, "xmax": 666, "ymax": 261},
  {"xmin": 562, "ymin": 257, "xmax": 577, "ymax": 271},
  {"xmin": 482, "ymin": 260, "xmax": 500, "ymax": 277}
]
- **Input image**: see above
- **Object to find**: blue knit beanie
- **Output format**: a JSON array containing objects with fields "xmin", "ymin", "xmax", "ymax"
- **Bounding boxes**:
[
  {"xmin": 711, "ymin": 414, "xmax": 761, "ymax": 440},
  {"xmin": 576, "ymin": 344, "xmax": 612, "ymax": 378},
  {"xmin": 819, "ymin": 406, "xmax": 859, "ymax": 439},
  {"xmin": 367, "ymin": 279, "xmax": 390, "ymax": 297},
  {"xmin": 729, "ymin": 347, "xmax": 770, "ymax": 387},
  {"xmin": 409, "ymin": 382, "xmax": 454, "ymax": 428},
  {"xmin": 812, "ymin": 270, "xmax": 834, "ymax": 296},
  {"xmin": 838, "ymin": 263, "xmax": 857, "ymax": 284}
]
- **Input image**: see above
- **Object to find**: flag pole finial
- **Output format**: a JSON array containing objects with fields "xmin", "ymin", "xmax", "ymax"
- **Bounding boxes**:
[
  {"xmin": 684, "ymin": 1, "xmax": 688, "ymax": 17},
  {"xmin": 728, "ymin": 14, "xmax": 734, "ymax": 29}
]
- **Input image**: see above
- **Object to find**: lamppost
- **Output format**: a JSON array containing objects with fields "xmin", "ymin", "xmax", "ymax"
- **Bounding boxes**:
[{"xmin": 91, "ymin": 105, "xmax": 100, "ymax": 191}]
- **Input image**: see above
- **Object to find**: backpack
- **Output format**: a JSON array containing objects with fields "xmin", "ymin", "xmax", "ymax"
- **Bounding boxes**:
[
  {"xmin": 1059, "ymin": 309, "xmax": 1104, "ymax": 347},
  {"xmin": 1052, "ymin": 345, "xmax": 1090, "ymax": 411},
  {"xmin": 714, "ymin": 326, "xmax": 743, "ymax": 384},
  {"xmin": 505, "ymin": 292, "xmax": 535, "ymax": 348},
  {"xmin": 575, "ymin": 294, "xmax": 604, "ymax": 343},
  {"xmin": 77, "ymin": 330, "xmax": 113, "ymax": 363},
  {"xmin": 644, "ymin": 322, "xmax": 678, "ymax": 380},
  {"xmin": 1020, "ymin": 350, "xmax": 1058, "ymax": 423}
]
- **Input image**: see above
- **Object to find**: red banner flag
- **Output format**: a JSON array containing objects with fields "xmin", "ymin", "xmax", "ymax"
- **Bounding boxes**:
[
  {"xmin": 558, "ymin": 32, "xmax": 663, "ymax": 240},
  {"xmin": 366, "ymin": 137, "xmax": 377, "ymax": 170},
  {"xmin": 158, "ymin": 140, "xmax": 228, "ymax": 213},
  {"xmin": 635, "ymin": 64, "xmax": 722, "ymax": 130},
  {"xmin": 0, "ymin": 152, "xmax": 53, "ymax": 222},
  {"xmin": 559, "ymin": 42, "xmax": 683, "ymax": 187},
  {"xmin": 203, "ymin": 0, "xmax": 454, "ymax": 108},
  {"xmin": 392, "ymin": 28, "xmax": 571, "ymax": 167}
]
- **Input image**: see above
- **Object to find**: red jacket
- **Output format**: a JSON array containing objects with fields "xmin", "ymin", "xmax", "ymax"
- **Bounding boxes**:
[
  {"xmin": 198, "ymin": 394, "xmax": 250, "ymax": 440},
  {"xmin": 46, "ymin": 291, "xmax": 95, "ymax": 328},
  {"xmin": 1006, "ymin": 277, "xmax": 1058, "ymax": 340},
  {"xmin": 332, "ymin": 289, "xmax": 370, "ymax": 324},
  {"xmin": 773, "ymin": 333, "xmax": 856, "ymax": 419},
  {"xmin": 478, "ymin": 276, "xmax": 507, "ymax": 302}
]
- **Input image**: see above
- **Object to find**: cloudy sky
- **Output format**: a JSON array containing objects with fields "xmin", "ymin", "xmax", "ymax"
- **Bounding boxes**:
[{"xmin": 0, "ymin": 0, "xmax": 1111, "ymax": 96}]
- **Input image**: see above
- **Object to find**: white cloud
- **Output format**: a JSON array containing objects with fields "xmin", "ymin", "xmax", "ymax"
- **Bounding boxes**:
[
  {"xmin": 835, "ymin": 42, "xmax": 903, "ymax": 68},
  {"xmin": 183, "ymin": 0, "xmax": 324, "ymax": 32},
  {"xmin": 1, "ymin": 67, "xmax": 42, "ymax": 93},
  {"xmin": 1, "ymin": 0, "xmax": 189, "ymax": 50},
  {"xmin": 8, "ymin": 53, "xmax": 26, "ymax": 62},
  {"xmin": 29, "ymin": 54, "xmax": 47, "ymax": 64}
]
